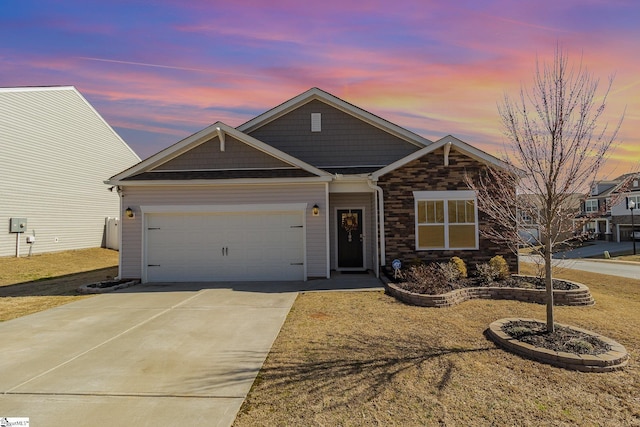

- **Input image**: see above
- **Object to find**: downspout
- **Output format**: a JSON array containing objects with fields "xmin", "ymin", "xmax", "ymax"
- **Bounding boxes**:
[
  {"xmin": 368, "ymin": 179, "xmax": 386, "ymax": 276},
  {"xmin": 116, "ymin": 185, "xmax": 123, "ymax": 280}
]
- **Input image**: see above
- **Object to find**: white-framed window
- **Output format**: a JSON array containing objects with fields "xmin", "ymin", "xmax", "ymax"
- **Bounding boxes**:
[
  {"xmin": 414, "ymin": 190, "xmax": 478, "ymax": 250},
  {"xmin": 585, "ymin": 199, "xmax": 599, "ymax": 213},
  {"xmin": 628, "ymin": 195, "xmax": 640, "ymax": 209}
]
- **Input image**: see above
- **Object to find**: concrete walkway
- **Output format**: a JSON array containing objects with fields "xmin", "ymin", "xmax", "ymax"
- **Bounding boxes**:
[{"xmin": 0, "ymin": 275, "xmax": 383, "ymax": 426}]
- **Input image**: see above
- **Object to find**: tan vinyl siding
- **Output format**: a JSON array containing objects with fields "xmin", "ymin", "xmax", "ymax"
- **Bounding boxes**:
[
  {"xmin": 154, "ymin": 134, "xmax": 292, "ymax": 170},
  {"xmin": 329, "ymin": 192, "xmax": 376, "ymax": 270},
  {"xmin": 0, "ymin": 87, "xmax": 140, "ymax": 257},
  {"xmin": 119, "ymin": 183, "xmax": 328, "ymax": 279},
  {"xmin": 248, "ymin": 100, "xmax": 420, "ymax": 168}
]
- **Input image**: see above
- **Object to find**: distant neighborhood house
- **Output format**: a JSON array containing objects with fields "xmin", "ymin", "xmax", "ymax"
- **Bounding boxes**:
[{"xmin": 0, "ymin": 86, "xmax": 140, "ymax": 257}]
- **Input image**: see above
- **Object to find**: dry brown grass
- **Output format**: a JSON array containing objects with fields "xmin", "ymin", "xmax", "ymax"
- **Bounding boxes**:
[
  {"xmin": 614, "ymin": 254, "xmax": 640, "ymax": 262},
  {"xmin": 0, "ymin": 248, "xmax": 118, "ymax": 321},
  {"xmin": 234, "ymin": 264, "xmax": 640, "ymax": 426}
]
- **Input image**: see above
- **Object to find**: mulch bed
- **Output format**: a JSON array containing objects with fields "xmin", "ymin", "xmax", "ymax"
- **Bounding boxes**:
[
  {"xmin": 395, "ymin": 274, "xmax": 576, "ymax": 296},
  {"xmin": 501, "ymin": 320, "xmax": 611, "ymax": 356}
]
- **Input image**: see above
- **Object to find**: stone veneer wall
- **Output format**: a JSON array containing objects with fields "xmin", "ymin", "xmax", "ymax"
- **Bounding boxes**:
[{"xmin": 377, "ymin": 146, "xmax": 518, "ymax": 272}]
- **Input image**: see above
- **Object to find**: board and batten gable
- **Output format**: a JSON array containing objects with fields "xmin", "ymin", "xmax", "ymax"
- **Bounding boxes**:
[
  {"xmin": 247, "ymin": 99, "xmax": 421, "ymax": 168},
  {"xmin": 153, "ymin": 134, "xmax": 293, "ymax": 171},
  {"xmin": 0, "ymin": 87, "xmax": 140, "ymax": 257},
  {"xmin": 119, "ymin": 183, "xmax": 328, "ymax": 279}
]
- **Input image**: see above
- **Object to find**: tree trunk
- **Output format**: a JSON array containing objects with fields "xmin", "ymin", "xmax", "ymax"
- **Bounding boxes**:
[{"xmin": 544, "ymin": 239, "xmax": 555, "ymax": 332}]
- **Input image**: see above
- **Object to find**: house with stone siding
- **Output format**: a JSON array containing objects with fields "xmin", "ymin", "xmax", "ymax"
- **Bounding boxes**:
[{"xmin": 107, "ymin": 88, "xmax": 515, "ymax": 283}]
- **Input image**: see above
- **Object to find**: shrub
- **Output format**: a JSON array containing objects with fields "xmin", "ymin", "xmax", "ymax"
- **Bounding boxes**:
[
  {"xmin": 449, "ymin": 257, "xmax": 467, "ymax": 278},
  {"xmin": 438, "ymin": 262, "xmax": 460, "ymax": 282},
  {"xmin": 489, "ymin": 255, "xmax": 510, "ymax": 280},
  {"xmin": 475, "ymin": 262, "xmax": 497, "ymax": 284},
  {"xmin": 566, "ymin": 339, "xmax": 594, "ymax": 354},
  {"xmin": 399, "ymin": 263, "xmax": 458, "ymax": 295}
]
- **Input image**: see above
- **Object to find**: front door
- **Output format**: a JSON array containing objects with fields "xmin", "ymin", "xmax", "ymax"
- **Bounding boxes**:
[{"xmin": 336, "ymin": 208, "xmax": 364, "ymax": 270}]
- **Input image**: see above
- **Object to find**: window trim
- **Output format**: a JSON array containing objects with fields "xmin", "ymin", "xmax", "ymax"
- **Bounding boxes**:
[
  {"xmin": 413, "ymin": 190, "xmax": 479, "ymax": 250},
  {"xmin": 585, "ymin": 199, "xmax": 599, "ymax": 213}
]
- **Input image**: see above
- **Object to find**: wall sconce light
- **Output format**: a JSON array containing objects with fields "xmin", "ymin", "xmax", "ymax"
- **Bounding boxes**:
[
  {"xmin": 312, "ymin": 204, "xmax": 320, "ymax": 216},
  {"xmin": 125, "ymin": 207, "xmax": 135, "ymax": 218}
]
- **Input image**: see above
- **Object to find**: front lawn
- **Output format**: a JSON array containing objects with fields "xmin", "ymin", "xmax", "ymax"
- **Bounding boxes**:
[
  {"xmin": 0, "ymin": 248, "xmax": 118, "ymax": 321},
  {"xmin": 234, "ymin": 264, "xmax": 640, "ymax": 426}
]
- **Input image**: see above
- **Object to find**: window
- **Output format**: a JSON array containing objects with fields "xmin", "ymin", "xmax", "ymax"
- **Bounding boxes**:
[
  {"xmin": 585, "ymin": 199, "xmax": 599, "ymax": 213},
  {"xmin": 414, "ymin": 191, "xmax": 478, "ymax": 250},
  {"xmin": 628, "ymin": 195, "xmax": 640, "ymax": 209},
  {"xmin": 518, "ymin": 209, "xmax": 534, "ymax": 224}
]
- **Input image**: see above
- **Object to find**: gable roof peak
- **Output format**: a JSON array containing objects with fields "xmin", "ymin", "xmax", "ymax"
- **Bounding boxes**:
[{"xmin": 237, "ymin": 87, "xmax": 432, "ymax": 148}]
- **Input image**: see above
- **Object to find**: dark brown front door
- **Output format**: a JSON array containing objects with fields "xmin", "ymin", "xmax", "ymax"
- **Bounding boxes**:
[{"xmin": 337, "ymin": 209, "xmax": 364, "ymax": 269}]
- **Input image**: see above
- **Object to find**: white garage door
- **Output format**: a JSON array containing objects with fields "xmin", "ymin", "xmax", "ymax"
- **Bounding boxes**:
[{"xmin": 145, "ymin": 211, "xmax": 305, "ymax": 282}]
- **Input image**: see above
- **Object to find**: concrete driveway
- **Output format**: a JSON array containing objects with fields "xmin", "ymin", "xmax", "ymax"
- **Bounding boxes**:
[{"xmin": 0, "ymin": 282, "xmax": 298, "ymax": 426}]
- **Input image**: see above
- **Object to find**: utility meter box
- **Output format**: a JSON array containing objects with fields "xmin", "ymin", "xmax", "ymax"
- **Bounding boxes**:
[{"xmin": 10, "ymin": 218, "xmax": 27, "ymax": 233}]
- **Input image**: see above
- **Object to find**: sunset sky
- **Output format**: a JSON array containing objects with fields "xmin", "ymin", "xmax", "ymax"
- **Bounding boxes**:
[{"xmin": 2, "ymin": 0, "xmax": 638, "ymax": 178}]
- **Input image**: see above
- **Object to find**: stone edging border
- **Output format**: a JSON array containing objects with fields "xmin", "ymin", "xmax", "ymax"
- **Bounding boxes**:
[
  {"xmin": 487, "ymin": 318, "xmax": 629, "ymax": 372},
  {"xmin": 384, "ymin": 275, "xmax": 594, "ymax": 308},
  {"xmin": 77, "ymin": 279, "xmax": 140, "ymax": 294}
]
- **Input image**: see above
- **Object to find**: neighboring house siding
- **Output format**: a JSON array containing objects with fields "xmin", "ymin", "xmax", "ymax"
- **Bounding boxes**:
[
  {"xmin": 247, "ymin": 100, "xmax": 420, "ymax": 168},
  {"xmin": 0, "ymin": 87, "xmax": 140, "ymax": 257},
  {"xmin": 119, "ymin": 183, "xmax": 328, "ymax": 279},
  {"xmin": 329, "ymin": 193, "xmax": 376, "ymax": 270},
  {"xmin": 377, "ymin": 147, "xmax": 517, "ymax": 272},
  {"xmin": 154, "ymin": 135, "xmax": 291, "ymax": 170}
]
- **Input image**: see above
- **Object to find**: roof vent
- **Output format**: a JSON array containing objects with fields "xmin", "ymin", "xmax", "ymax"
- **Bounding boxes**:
[{"xmin": 311, "ymin": 113, "xmax": 321, "ymax": 132}]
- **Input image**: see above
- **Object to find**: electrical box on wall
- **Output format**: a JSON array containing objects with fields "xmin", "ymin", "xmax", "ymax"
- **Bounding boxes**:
[{"xmin": 10, "ymin": 218, "xmax": 27, "ymax": 233}]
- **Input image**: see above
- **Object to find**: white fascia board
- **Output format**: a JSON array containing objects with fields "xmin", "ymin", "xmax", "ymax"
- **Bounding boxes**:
[
  {"xmin": 436, "ymin": 135, "xmax": 511, "ymax": 171},
  {"xmin": 107, "ymin": 176, "xmax": 333, "ymax": 186},
  {"xmin": 371, "ymin": 135, "xmax": 512, "ymax": 180},
  {"xmin": 109, "ymin": 121, "xmax": 331, "ymax": 182},
  {"xmin": 237, "ymin": 87, "xmax": 432, "ymax": 148}
]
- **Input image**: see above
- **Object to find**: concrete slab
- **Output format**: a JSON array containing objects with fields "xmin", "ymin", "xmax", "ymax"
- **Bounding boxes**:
[
  {"xmin": 0, "ymin": 394, "xmax": 242, "ymax": 427},
  {"xmin": 0, "ymin": 284, "xmax": 297, "ymax": 426}
]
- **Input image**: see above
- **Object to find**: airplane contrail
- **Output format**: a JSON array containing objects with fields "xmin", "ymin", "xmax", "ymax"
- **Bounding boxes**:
[{"xmin": 77, "ymin": 56, "xmax": 208, "ymax": 72}]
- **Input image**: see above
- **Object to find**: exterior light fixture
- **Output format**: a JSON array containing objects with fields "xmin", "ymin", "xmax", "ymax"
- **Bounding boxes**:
[
  {"xmin": 312, "ymin": 204, "xmax": 320, "ymax": 216},
  {"xmin": 125, "ymin": 207, "xmax": 135, "ymax": 218}
]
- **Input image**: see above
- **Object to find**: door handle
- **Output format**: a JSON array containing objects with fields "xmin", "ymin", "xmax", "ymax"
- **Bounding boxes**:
[{"xmin": 225, "ymin": 247, "xmax": 229, "ymax": 256}]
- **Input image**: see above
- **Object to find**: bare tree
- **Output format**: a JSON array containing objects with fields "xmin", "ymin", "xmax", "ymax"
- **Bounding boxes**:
[{"xmin": 468, "ymin": 46, "xmax": 624, "ymax": 332}]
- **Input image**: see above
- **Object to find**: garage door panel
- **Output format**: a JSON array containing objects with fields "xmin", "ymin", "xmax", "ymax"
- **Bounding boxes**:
[{"xmin": 146, "ymin": 211, "xmax": 304, "ymax": 282}]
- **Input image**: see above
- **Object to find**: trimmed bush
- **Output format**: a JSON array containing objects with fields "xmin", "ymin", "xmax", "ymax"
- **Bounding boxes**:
[
  {"xmin": 449, "ymin": 257, "xmax": 467, "ymax": 278},
  {"xmin": 489, "ymin": 255, "xmax": 510, "ymax": 280}
]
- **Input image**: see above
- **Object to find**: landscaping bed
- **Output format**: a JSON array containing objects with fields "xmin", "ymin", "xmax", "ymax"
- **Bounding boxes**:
[
  {"xmin": 487, "ymin": 318, "xmax": 628, "ymax": 372},
  {"xmin": 77, "ymin": 278, "xmax": 140, "ymax": 294},
  {"xmin": 386, "ymin": 275, "xmax": 594, "ymax": 308}
]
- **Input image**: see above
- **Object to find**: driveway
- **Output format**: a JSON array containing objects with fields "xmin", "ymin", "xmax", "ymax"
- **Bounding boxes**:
[{"xmin": 0, "ymin": 282, "xmax": 299, "ymax": 426}]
